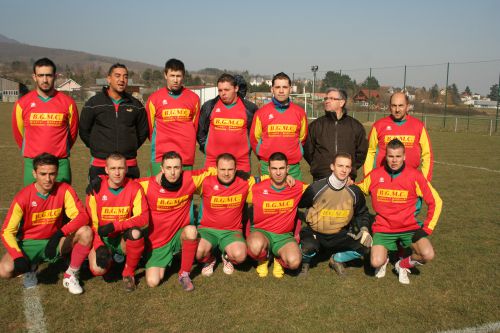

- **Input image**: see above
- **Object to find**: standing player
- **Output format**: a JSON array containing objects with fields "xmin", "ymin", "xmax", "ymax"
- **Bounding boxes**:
[
  {"xmin": 250, "ymin": 72, "xmax": 307, "ymax": 179},
  {"xmin": 246, "ymin": 152, "xmax": 308, "ymax": 278},
  {"xmin": 299, "ymin": 153, "xmax": 371, "ymax": 276},
  {"xmin": 12, "ymin": 58, "xmax": 79, "ymax": 185},
  {"xmin": 196, "ymin": 153, "xmax": 252, "ymax": 276},
  {"xmin": 0, "ymin": 153, "xmax": 92, "ymax": 294},
  {"xmin": 79, "ymin": 63, "xmax": 149, "ymax": 180},
  {"xmin": 363, "ymin": 92, "xmax": 433, "ymax": 181},
  {"xmin": 197, "ymin": 74, "xmax": 258, "ymax": 172},
  {"xmin": 146, "ymin": 59, "xmax": 200, "ymax": 174},
  {"xmin": 86, "ymin": 153, "xmax": 149, "ymax": 291},
  {"xmin": 138, "ymin": 151, "xmax": 215, "ymax": 291},
  {"xmin": 357, "ymin": 139, "xmax": 442, "ymax": 284}
]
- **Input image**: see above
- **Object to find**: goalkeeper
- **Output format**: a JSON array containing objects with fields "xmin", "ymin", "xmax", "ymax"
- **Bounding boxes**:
[{"xmin": 298, "ymin": 153, "xmax": 371, "ymax": 276}]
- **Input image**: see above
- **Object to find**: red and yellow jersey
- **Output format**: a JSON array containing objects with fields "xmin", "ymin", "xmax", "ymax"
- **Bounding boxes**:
[
  {"xmin": 1, "ymin": 182, "xmax": 89, "ymax": 259},
  {"xmin": 86, "ymin": 176, "xmax": 148, "ymax": 248},
  {"xmin": 248, "ymin": 179, "xmax": 308, "ymax": 234},
  {"xmin": 356, "ymin": 165, "xmax": 442, "ymax": 235},
  {"xmin": 12, "ymin": 90, "xmax": 79, "ymax": 158},
  {"xmin": 198, "ymin": 175, "xmax": 256, "ymax": 231},
  {"xmin": 146, "ymin": 88, "xmax": 200, "ymax": 165},
  {"xmin": 250, "ymin": 102, "xmax": 307, "ymax": 164},
  {"xmin": 364, "ymin": 115, "xmax": 433, "ymax": 180},
  {"xmin": 204, "ymin": 98, "xmax": 251, "ymax": 172},
  {"xmin": 138, "ymin": 168, "xmax": 215, "ymax": 249}
]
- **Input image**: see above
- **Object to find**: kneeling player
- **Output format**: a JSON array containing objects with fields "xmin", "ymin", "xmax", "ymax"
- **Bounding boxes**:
[
  {"xmin": 86, "ymin": 153, "xmax": 148, "ymax": 291},
  {"xmin": 0, "ymin": 153, "xmax": 92, "ymax": 294},
  {"xmin": 246, "ymin": 152, "xmax": 308, "ymax": 278},
  {"xmin": 357, "ymin": 139, "xmax": 442, "ymax": 284},
  {"xmin": 139, "ymin": 151, "xmax": 215, "ymax": 291},
  {"xmin": 298, "ymin": 152, "xmax": 371, "ymax": 277}
]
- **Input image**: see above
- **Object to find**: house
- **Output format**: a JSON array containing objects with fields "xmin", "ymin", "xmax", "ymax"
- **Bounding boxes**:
[
  {"xmin": 187, "ymin": 85, "xmax": 218, "ymax": 104},
  {"xmin": 473, "ymin": 100, "xmax": 498, "ymax": 109},
  {"xmin": 353, "ymin": 89, "xmax": 380, "ymax": 103},
  {"xmin": 0, "ymin": 76, "xmax": 29, "ymax": 102},
  {"xmin": 56, "ymin": 79, "xmax": 81, "ymax": 92}
]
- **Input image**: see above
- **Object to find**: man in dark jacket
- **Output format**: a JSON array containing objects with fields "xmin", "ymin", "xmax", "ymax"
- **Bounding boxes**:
[
  {"xmin": 304, "ymin": 88, "xmax": 367, "ymax": 181},
  {"xmin": 79, "ymin": 63, "xmax": 149, "ymax": 180}
]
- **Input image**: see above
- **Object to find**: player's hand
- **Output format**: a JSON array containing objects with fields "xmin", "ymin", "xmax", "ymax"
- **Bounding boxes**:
[
  {"xmin": 348, "ymin": 227, "xmax": 373, "ymax": 247},
  {"xmin": 44, "ymin": 229, "xmax": 65, "ymax": 259},
  {"xmin": 98, "ymin": 223, "xmax": 115, "ymax": 237},
  {"xmin": 346, "ymin": 177, "xmax": 355, "ymax": 186},
  {"xmin": 286, "ymin": 175, "xmax": 296, "ymax": 187},
  {"xmin": 86, "ymin": 177, "xmax": 102, "ymax": 195},
  {"xmin": 412, "ymin": 228, "xmax": 428, "ymax": 243},
  {"xmin": 235, "ymin": 170, "xmax": 250, "ymax": 181},
  {"xmin": 14, "ymin": 257, "xmax": 31, "ymax": 275},
  {"xmin": 95, "ymin": 246, "xmax": 111, "ymax": 269}
]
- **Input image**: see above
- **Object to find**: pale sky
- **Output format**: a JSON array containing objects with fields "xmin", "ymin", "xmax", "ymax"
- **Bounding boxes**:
[{"xmin": 1, "ymin": 0, "xmax": 499, "ymax": 94}]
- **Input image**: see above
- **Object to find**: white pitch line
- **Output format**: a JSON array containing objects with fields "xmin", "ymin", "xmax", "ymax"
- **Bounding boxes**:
[
  {"xmin": 435, "ymin": 161, "xmax": 500, "ymax": 173},
  {"xmin": 438, "ymin": 321, "xmax": 500, "ymax": 333},
  {"xmin": 23, "ymin": 287, "xmax": 48, "ymax": 333}
]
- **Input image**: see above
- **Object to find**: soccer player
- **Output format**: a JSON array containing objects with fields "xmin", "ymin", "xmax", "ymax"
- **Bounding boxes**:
[
  {"xmin": 304, "ymin": 88, "xmax": 368, "ymax": 181},
  {"xmin": 363, "ymin": 92, "xmax": 433, "ymax": 181},
  {"xmin": 357, "ymin": 139, "xmax": 442, "ymax": 284},
  {"xmin": 146, "ymin": 59, "xmax": 200, "ymax": 174},
  {"xmin": 250, "ymin": 72, "xmax": 307, "ymax": 179},
  {"xmin": 197, "ymin": 74, "xmax": 258, "ymax": 172},
  {"xmin": 86, "ymin": 153, "xmax": 149, "ymax": 291},
  {"xmin": 196, "ymin": 153, "xmax": 255, "ymax": 276},
  {"xmin": 79, "ymin": 63, "xmax": 149, "ymax": 181},
  {"xmin": 246, "ymin": 152, "xmax": 308, "ymax": 278},
  {"xmin": 298, "ymin": 152, "xmax": 371, "ymax": 276},
  {"xmin": 138, "ymin": 151, "xmax": 215, "ymax": 291},
  {"xmin": 12, "ymin": 58, "xmax": 79, "ymax": 185},
  {"xmin": 0, "ymin": 153, "xmax": 92, "ymax": 294}
]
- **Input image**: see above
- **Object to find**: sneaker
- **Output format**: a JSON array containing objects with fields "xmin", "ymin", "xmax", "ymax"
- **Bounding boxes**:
[
  {"xmin": 375, "ymin": 258, "xmax": 389, "ymax": 279},
  {"xmin": 395, "ymin": 260, "xmax": 411, "ymax": 285},
  {"xmin": 23, "ymin": 271, "xmax": 38, "ymax": 289},
  {"xmin": 256, "ymin": 259, "xmax": 269, "ymax": 278},
  {"xmin": 328, "ymin": 256, "xmax": 346, "ymax": 277},
  {"xmin": 178, "ymin": 272, "xmax": 194, "ymax": 292},
  {"xmin": 221, "ymin": 255, "xmax": 234, "ymax": 275},
  {"xmin": 123, "ymin": 275, "xmax": 136, "ymax": 292},
  {"xmin": 201, "ymin": 258, "xmax": 216, "ymax": 277},
  {"xmin": 272, "ymin": 258, "xmax": 284, "ymax": 278},
  {"xmin": 298, "ymin": 263, "xmax": 310, "ymax": 277},
  {"xmin": 63, "ymin": 273, "xmax": 83, "ymax": 295}
]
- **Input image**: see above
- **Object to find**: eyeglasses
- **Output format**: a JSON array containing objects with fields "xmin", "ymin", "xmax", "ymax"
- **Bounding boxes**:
[{"xmin": 323, "ymin": 97, "xmax": 343, "ymax": 101}]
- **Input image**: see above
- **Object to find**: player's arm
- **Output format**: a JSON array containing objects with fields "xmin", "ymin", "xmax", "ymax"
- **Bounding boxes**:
[
  {"xmin": 190, "ymin": 167, "xmax": 217, "ymax": 190},
  {"xmin": 196, "ymin": 99, "xmax": 215, "ymax": 153},
  {"xmin": 243, "ymin": 100, "xmax": 258, "ymax": 135},
  {"xmin": 363, "ymin": 126, "xmax": 379, "ymax": 176},
  {"xmin": 60, "ymin": 187, "xmax": 90, "ymax": 235},
  {"xmin": 298, "ymin": 184, "xmax": 315, "ymax": 209},
  {"xmin": 135, "ymin": 103, "xmax": 149, "ymax": 148},
  {"xmin": 78, "ymin": 99, "xmax": 96, "ymax": 147},
  {"xmin": 192, "ymin": 97, "xmax": 201, "ymax": 134},
  {"xmin": 419, "ymin": 126, "xmax": 434, "ymax": 181},
  {"xmin": 355, "ymin": 173, "xmax": 372, "ymax": 196},
  {"xmin": 11, "ymin": 101, "xmax": 24, "ymax": 149},
  {"xmin": 1, "ymin": 200, "xmax": 25, "ymax": 259},
  {"xmin": 415, "ymin": 175, "xmax": 442, "ymax": 236},
  {"xmin": 249, "ymin": 113, "xmax": 262, "ymax": 154},
  {"xmin": 299, "ymin": 114, "xmax": 308, "ymax": 147},
  {"xmin": 354, "ymin": 123, "xmax": 368, "ymax": 172},
  {"xmin": 349, "ymin": 185, "xmax": 371, "ymax": 230},
  {"xmin": 115, "ymin": 187, "xmax": 149, "ymax": 232},
  {"xmin": 86, "ymin": 194, "xmax": 105, "ymax": 248},
  {"xmin": 303, "ymin": 122, "xmax": 315, "ymax": 165},
  {"xmin": 145, "ymin": 97, "xmax": 156, "ymax": 141},
  {"xmin": 68, "ymin": 100, "xmax": 79, "ymax": 148}
]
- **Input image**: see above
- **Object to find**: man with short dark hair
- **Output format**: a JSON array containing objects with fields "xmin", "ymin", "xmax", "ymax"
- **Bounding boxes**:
[
  {"xmin": 197, "ymin": 74, "xmax": 258, "ymax": 172},
  {"xmin": 250, "ymin": 72, "xmax": 307, "ymax": 179},
  {"xmin": 298, "ymin": 152, "xmax": 371, "ymax": 277},
  {"xmin": 146, "ymin": 59, "xmax": 200, "ymax": 174},
  {"xmin": 79, "ymin": 63, "xmax": 149, "ymax": 181},
  {"xmin": 0, "ymin": 153, "xmax": 92, "ymax": 294},
  {"xmin": 86, "ymin": 153, "xmax": 149, "ymax": 291},
  {"xmin": 304, "ymin": 88, "xmax": 367, "ymax": 181},
  {"xmin": 357, "ymin": 139, "xmax": 442, "ymax": 284},
  {"xmin": 12, "ymin": 57, "xmax": 79, "ymax": 185},
  {"xmin": 246, "ymin": 152, "xmax": 308, "ymax": 278}
]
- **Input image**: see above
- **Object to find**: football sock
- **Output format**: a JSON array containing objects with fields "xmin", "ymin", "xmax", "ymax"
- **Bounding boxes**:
[
  {"xmin": 198, "ymin": 253, "xmax": 214, "ymax": 264},
  {"xmin": 68, "ymin": 243, "xmax": 91, "ymax": 272},
  {"xmin": 179, "ymin": 239, "xmax": 198, "ymax": 275},
  {"xmin": 123, "ymin": 237, "xmax": 144, "ymax": 277},
  {"xmin": 333, "ymin": 251, "xmax": 362, "ymax": 263},
  {"xmin": 399, "ymin": 256, "xmax": 415, "ymax": 269}
]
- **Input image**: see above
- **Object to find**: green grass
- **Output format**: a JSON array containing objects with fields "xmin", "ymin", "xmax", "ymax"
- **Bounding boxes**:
[{"xmin": 0, "ymin": 102, "xmax": 499, "ymax": 332}]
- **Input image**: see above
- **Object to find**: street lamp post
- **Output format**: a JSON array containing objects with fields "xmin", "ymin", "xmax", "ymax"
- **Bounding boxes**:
[{"xmin": 311, "ymin": 65, "xmax": 319, "ymax": 118}]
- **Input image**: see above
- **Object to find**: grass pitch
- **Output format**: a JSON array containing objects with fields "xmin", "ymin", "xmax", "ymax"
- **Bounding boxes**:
[{"xmin": 0, "ymin": 102, "xmax": 499, "ymax": 332}]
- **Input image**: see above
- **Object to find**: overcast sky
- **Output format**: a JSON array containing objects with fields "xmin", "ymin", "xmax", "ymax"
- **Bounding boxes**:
[{"xmin": 1, "ymin": 0, "xmax": 499, "ymax": 94}]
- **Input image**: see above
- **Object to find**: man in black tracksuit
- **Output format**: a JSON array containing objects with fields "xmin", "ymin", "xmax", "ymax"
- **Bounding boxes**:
[
  {"xmin": 79, "ymin": 63, "xmax": 148, "ymax": 180},
  {"xmin": 304, "ymin": 88, "xmax": 367, "ymax": 181}
]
